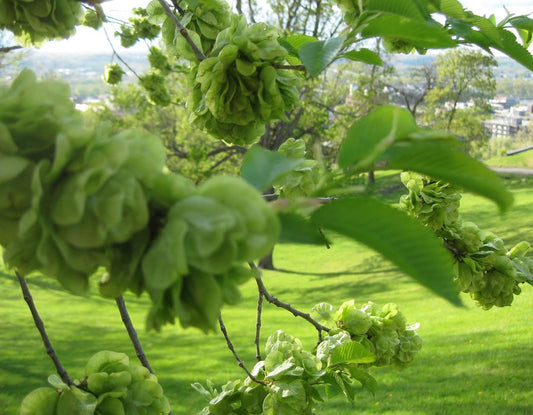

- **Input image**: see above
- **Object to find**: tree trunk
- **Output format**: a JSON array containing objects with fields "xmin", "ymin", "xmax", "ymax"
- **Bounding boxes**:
[
  {"xmin": 368, "ymin": 170, "xmax": 375, "ymax": 185},
  {"xmin": 258, "ymin": 248, "xmax": 275, "ymax": 270}
]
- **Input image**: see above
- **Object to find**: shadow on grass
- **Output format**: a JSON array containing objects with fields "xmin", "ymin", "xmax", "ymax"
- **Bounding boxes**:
[{"xmin": 273, "ymin": 267, "xmax": 398, "ymax": 278}]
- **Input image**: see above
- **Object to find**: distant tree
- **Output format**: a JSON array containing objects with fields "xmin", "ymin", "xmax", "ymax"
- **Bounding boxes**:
[
  {"xmin": 496, "ymin": 78, "xmax": 533, "ymax": 98},
  {"xmin": 386, "ymin": 64, "xmax": 437, "ymax": 119},
  {"xmin": 423, "ymin": 48, "xmax": 497, "ymax": 152}
]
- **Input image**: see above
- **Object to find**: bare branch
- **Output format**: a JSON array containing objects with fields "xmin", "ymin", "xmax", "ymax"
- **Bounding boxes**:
[
  {"xmin": 0, "ymin": 45, "xmax": 23, "ymax": 53},
  {"xmin": 272, "ymin": 64, "xmax": 307, "ymax": 72},
  {"xmin": 250, "ymin": 263, "xmax": 330, "ymax": 334},
  {"xmin": 218, "ymin": 313, "xmax": 268, "ymax": 386},
  {"xmin": 16, "ymin": 271, "xmax": 74, "ymax": 386},
  {"xmin": 102, "ymin": 25, "xmax": 141, "ymax": 79},
  {"xmin": 247, "ymin": 0, "xmax": 256, "ymax": 23},
  {"xmin": 236, "ymin": 0, "xmax": 243, "ymax": 15},
  {"xmin": 255, "ymin": 289, "xmax": 263, "ymax": 361},
  {"xmin": 207, "ymin": 145, "xmax": 247, "ymax": 157},
  {"xmin": 115, "ymin": 296, "xmax": 154, "ymax": 374},
  {"xmin": 157, "ymin": 0, "xmax": 206, "ymax": 61}
]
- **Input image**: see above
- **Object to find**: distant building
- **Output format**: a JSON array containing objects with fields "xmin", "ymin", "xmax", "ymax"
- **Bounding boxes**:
[
  {"xmin": 483, "ymin": 98, "xmax": 532, "ymax": 137},
  {"xmin": 483, "ymin": 117, "xmax": 522, "ymax": 137},
  {"xmin": 489, "ymin": 96, "xmax": 520, "ymax": 110}
]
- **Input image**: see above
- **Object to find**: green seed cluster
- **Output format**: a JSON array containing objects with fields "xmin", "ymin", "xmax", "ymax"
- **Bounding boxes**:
[
  {"xmin": 399, "ymin": 172, "xmax": 461, "ymax": 232},
  {"xmin": 20, "ymin": 351, "xmax": 170, "ymax": 415},
  {"xmin": 400, "ymin": 172, "xmax": 533, "ymax": 309},
  {"xmin": 335, "ymin": 0, "xmax": 367, "ymax": 25},
  {"xmin": 0, "ymin": 70, "xmax": 280, "ymax": 332},
  {"xmin": 274, "ymin": 138, "xmax": 322, "ymax": 197},
  {"xmin": 160, "ymin": 0, "xmax": 232, "ymax": 57},
  {"xmin": 115, "ymin": 7, "xmax": 160, "ymax": 48},
  {"xmin": 188, "ymin": 14, "xmax": 300, "ymax": 145},
  {"xmin": 455, "ymin": 233, "xmax": 529, "ymax": 309},
  {"xmin": 325, "ymin": 300, "xmax": 422, "ymax": 368},
  {"xmin": 0, "ymin": 0, "xmax": 83, "ymax": 45},
  {"xmin": 103, "ymin": 63, "xmax": 125, "ymax": 85}
]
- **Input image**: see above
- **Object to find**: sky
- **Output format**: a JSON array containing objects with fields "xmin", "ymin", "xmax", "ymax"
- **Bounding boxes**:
[{"xmin": 34, "ymin": 0, "xmax": 533, "ymax": 54}]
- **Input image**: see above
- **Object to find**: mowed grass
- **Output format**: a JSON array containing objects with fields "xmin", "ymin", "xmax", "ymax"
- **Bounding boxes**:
[{"xmin": 1, "ymin": 178, "xmax": 533, "ymax": 415}]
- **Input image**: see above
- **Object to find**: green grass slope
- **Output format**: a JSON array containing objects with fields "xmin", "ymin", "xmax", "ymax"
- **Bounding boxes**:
[{"xmin": 1, "ymin": 180, "xmax": 532, "ymax": 415}]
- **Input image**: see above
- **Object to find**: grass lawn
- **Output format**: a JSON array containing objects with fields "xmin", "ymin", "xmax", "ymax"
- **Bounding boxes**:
[
  {"xmin": 485, "ymin": 151, "xmax": 533, "ymax": 169},
  {"xmin": 1, "ymin": 176, "xmax": 532, "ymax": 414}
]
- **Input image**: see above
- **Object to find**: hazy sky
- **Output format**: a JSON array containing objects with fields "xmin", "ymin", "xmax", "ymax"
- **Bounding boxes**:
[{"xmin": 36, "ymin": 0, "xmax": 532, "ymax": 54}]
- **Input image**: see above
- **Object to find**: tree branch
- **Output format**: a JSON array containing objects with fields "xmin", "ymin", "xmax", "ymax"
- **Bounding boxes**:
[
  {"xmin": 16, "ymin": 271, "xmax": 74, "ymax": 386},
  {"xmin": 250, "ymin": 263, "xmax": 330, "ymax": 334},
  {"xmin": 115, "ymin": 296, "xmax": 154, "ymax": 374},
  {"xmin": 272, "ymin": 64, "xmax": 307, "ymax": 72},
  {"xmin": 157, "ymin": 0, "xmax": 206, "ymax": 61},
  {"xmin": 218, "ymin": 313, "xmax": 268, "ymax": 386},
  {"xmin": 255, "ymin": 289, "xmax": 263, "ymax": 361},
  {"xmin": 102, "ymin": 25, "xmax": 141, "ymax": 79},
  {"xmin": 207, "ymin": 145, "xmax": 247, "ymax": 157},
  {"xmin": 0, "ymin": 45, "xmax": 22, "ymax": 53}
]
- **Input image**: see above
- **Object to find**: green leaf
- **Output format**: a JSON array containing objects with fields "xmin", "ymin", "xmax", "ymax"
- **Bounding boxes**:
[
  {"xmin": 20, "ymin": 387, "xmax": 59, "ymax": 415},
  {"xmin": 432, "ymin": 0, "xmax": 467, "ymax": 19},
  {"xmin": 342, "ymin": 48, "xmax": 383, "ymax": 66},
  {"xmin": 299, "ymin": 37, "xmax": 345, "ymax": 77},
  {"xmin": 362, "ymin": 15, "xmax": 456, "ymax": 49},
  {"xmin": 347, "ymin": 367, "xmax": 378, "ymax": 395},
  {"xmin": 508, "ymin": 16, "xmax": 533, "ymax": 47},
  {"xmin": 494, "ymin": 28, "xmax": 533, "ymax": 71},
  {"xmin": 366, "ymin": 0, "xmax": 427, "ymax": 21},
  {"xmin": 279, "ymin": 35, "xmax": 318, "ymax": 57},
  {"xmin": 278, "ymin": 212, "xmax": 330, "ymax": 245},
  {"xmin": 56, "ymin": 388, "xmax": 97, "ymax": 415},
  {"xmin": 330, "ymin": 341, "xmax": 376, "ymax": 366},
  {"xmin": 331, "ymin": 371, "xmax": 355, "ymax": 402},
  {"xmin": 377, "ymin": 140, "xmax": 514, "ymax": 212},
  {"xmin": 311, "ymin": 197, "xmax": 461, "ymax": 305},
  {"xmin": 241, "ymin": 145, "xmax": 303, "ymax": 192},
  {"xmin": 337, "ymin": 106, "xmax": 418, "ymax": 170}
]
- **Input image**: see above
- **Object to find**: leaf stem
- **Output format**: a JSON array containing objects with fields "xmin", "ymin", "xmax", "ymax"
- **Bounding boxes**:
[{"xmin": 16, "ymin": 271, "xmax": 74, "ymax": 386}]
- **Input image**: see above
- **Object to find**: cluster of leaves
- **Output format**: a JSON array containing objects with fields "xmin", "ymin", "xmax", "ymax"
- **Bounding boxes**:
[
  {"xmin": 195, "ymin": 300, "xmax": 420, "ymax": 414},
  {"xmin": 0, "ymin": 69, "xmax": 279, "ymax": 332},
  {"xmin": 20, "ymin": 351, "xmax": 170, "ymax": 414},
  {"xmin": 0, "ymin": 0, "xmax": 83, "ymax": 45},
  {"xmin": 400, "ymin": 172, "xmax": 533, "ymax": 309}
]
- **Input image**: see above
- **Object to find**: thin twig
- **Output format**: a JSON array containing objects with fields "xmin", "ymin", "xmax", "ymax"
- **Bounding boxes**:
[
  {"xmin": 115, "ymin": 296, "xmax": 174, "ymax": 415},
  {"xmin": 16, "ymin": 271, "xmax": 74, "ymax": 386},
  {"xmin": 272, "ymin": 64, "xmax": 307, "ymax": 71},
  {"xmin": 255, "ymin": 290, "xmax": 263, "ymax": 361},
  {"xmin": 102, "ymin": 25, "xmax": 141, "ymax": 79},
  {"xmin": 218, "ymin": 313, "xmax": 268, "ymax": 386},
  {"xmin": 250, "ymin": 263, "xmax": 330, "ymax": 334},
  {"xmin": 115, "ymin": 296, "xmax": 154, "ymax": 374},
  {"xmin": 157, "ymin": 0, "xmax": 206, "ymax": 61}
]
